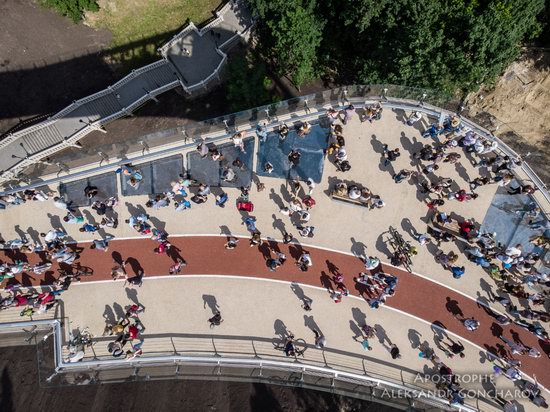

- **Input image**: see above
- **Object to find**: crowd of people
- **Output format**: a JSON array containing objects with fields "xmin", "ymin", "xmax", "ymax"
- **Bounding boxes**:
[{"xmin": 0, "ymin": 101, "xmax": 549, "ymax": 409}]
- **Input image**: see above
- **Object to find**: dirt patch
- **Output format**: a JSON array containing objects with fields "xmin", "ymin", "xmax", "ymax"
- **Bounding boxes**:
[
  {"xmin": 0, "ymin": 0, "xmax": 111, "ymax": 68},
  {"xmin": 0, "ymin": 0, "xmax": 114, "ymax": 135},
  {"xmin": 85, "ymin": 0, "xmax": 220, "ymax": 72},
  {"xmin": 0, "ymin": 344, "xmax": 394, "ymax": 412},
  {"xmin": 466, "ymin": 49, "xmax": 550, "ymax": 185}
]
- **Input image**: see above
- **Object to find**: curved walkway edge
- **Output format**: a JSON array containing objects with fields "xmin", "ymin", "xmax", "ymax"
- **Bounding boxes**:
[{"xmin": 2, "ymin": 235, "xmax": 549, "ymax": 390}]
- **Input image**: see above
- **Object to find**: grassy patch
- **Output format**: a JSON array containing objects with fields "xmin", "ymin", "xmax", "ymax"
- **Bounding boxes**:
[{"xmin": 87, "ymin": 0, "xmax": 220, "ymax": 72}]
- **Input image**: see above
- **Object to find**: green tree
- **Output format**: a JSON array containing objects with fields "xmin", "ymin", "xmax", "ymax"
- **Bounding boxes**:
[
  {"xmin": 316, "ymin": 0, "xmax": 545, "ymax": 93},
  {"xmin": 248, "ymin": 0, "xmax": 324, "ymax": 87},
  {"xmin": 40, "ymin": 0, "xmax": 99, "ymax": 23},
  {"xmin": 226, "ymin": 54, "xmax": 271, "ymax": 111}
]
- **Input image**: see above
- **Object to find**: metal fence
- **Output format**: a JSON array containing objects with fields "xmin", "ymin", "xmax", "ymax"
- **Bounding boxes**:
[
  {"xmin": 0, "ymin": 318, "xmax": 489, "ymax": 412},
  {"xmin": 2, "ymin": 85, "xmax": 548, "ymax": 220}
]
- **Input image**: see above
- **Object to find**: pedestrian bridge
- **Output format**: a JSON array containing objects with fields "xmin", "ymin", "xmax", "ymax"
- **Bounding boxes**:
[{"xmin": 0, "ymin": 0, "xmax": 253, "ymax": 185}]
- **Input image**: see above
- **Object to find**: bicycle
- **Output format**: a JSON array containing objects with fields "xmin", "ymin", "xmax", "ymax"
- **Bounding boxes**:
[
  {"xmin": 71, "ymin": 263, "xmax": 94, "ymax": 277},
  {"xmin": 273, "ymin": 333, "xmax": 308, "ymax": 358}
]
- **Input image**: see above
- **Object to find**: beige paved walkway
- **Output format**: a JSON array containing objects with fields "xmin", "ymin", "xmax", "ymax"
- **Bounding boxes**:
[
  {"xmin": 0, "ymin": 108, "xmax": 545, "ymax": 410},
  {"xmin": 1, "ymin": 110, "xmax": 500, "ymax": 300},
  {"xmin": 53, "ymin": 276, "xmax": 536, "ymax": 411}
]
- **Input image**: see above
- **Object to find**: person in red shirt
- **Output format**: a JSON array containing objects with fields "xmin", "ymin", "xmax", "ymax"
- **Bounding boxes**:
[
  {"xmin": 128, "ymin": 324, "xmax": 140, "ymax": 341},
  {"xmin": 459, "ymin": 220, "xmax": 476, "ymax": 238}
]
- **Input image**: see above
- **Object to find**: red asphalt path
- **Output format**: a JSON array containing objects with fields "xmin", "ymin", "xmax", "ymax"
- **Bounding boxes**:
[{"xmin": 1, "ymin": 236, "xmax": 549, "ymax": 388}]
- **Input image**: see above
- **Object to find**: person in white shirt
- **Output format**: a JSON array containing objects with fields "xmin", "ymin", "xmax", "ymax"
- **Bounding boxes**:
[{"xmin": 363, "ymin": 256, "xmax": 380, "ymax": 271}]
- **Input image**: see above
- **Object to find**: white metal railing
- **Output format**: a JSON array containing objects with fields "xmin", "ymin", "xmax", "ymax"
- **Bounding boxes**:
[
  {"xmin": 0, "ymin": 318, "xmax": 478, "ymax": 412},
  {"xmin": 0, "ymin": 119, "xmax": 58, "ymax": 150},
  {"xmin": 199, "ymin": 16, "xmax": 223, "ymax": 35},
  {"xmin": 2, "ymin": 90, "xmax": 548, "ymax": 223},
  {"xmin": 111, "ymin": 59, "xmax": 169, "ymax": 90},
  {"xmin": 0, "ymin": 3, "xmax": 251, "ymax": 182},
  {"xmin": 158, "ymin": 24, "xmax": 198, "ymax": 56}
]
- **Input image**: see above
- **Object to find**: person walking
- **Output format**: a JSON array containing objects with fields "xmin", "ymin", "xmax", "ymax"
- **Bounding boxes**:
[
  {"xmin": 313, "ymin": 330, "xmax": 326, "ymax": 348},
  {"xmin": 297, "ymin": 252, "xmax": 313, "ymax": 272},
  {"xmin": 169, "ymin": 258, "xmax": 187, "ymax": 275},
  {"xmin": 209, "ymin": 311, "xmax": 223, "ymax": 328},
  {"xmin": 90, "ymin": 235, "xmax": 114, "ymax": 252},
  {"xmin": 224, "ymin": 237, "xmax": 239, "ymax": 249},
  {"xmin": 389, "ymin": 344, "xmax": 401, "ymax": 359},
  {"xmin": 440, "ymin": 338, "xmax": 465, "ymax": 358},
  {"xmin": 382, "ymin": 145, "xmax": 400, "ymax": 167},
  {"xmin": 462, "ymin": 317, "xmax": 480, "ymax": 331}
]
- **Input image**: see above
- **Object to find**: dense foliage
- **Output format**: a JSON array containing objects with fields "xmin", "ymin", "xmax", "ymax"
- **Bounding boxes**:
[
  {"xmin": 248, "ymin": 0, "xmax": 546, "ymax": 92},
  {"xmin": 41, "ymin": 0, "xmax": 99, "ymax": 23},
  {"xmin": 226, "ymin": 54, "xmax": 272, "ymax": 111}
]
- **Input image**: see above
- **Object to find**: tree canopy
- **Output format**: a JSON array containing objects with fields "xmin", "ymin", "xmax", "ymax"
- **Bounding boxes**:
[
  {"xmin": 248, "ymin": 0, "xmax": 324, "ymax": 87},
  {"xmin": 247, "ymin": 0, "xmax": 546, "ymax": 93},
  {"xmin": 40, "ymin": 0, "xmax": 99, "ymax": 23}
]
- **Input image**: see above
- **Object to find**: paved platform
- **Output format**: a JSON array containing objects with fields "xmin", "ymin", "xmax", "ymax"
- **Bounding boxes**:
[
  {"xmin": 120, "ymin": 155, "xmax": 184, "ymax": 197},
  {"xmin": 0, "ymin": 108, "xmax": 548, "ymax": 409},
  {"xmin": 256, "ymin": 125, "xmax": 328, "ymax": 183}
]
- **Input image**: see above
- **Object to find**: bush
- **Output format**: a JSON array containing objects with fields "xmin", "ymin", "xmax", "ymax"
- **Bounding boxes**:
[
  {"xmin": 41, "ymin": 0, "xmax": 99, "ymax": 23},
  {"xmin": 248, "ymin": 0, "xmax": 547, "ymax": 93},
  {"xmin": 226, "ymin": 54, "xmax": 273, "ymax": 111}
]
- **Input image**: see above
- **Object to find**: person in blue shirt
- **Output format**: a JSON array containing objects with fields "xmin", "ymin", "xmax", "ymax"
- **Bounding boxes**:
[
  {"xmin": 79, "ymin": 223, "xmax": 99, "ymax": 233},
  {"xmin": 451, "ymin": 266, "xmax": 465, "ymax": 279}
]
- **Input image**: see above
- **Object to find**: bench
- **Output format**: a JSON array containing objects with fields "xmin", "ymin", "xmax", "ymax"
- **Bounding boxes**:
[
  {"xmin": 428, "ymin": 214, "xmax": 475, "ymax": 244},
  {"xmin": 331, "ymin": 192, "xmax": 369, "ymax": 207}
]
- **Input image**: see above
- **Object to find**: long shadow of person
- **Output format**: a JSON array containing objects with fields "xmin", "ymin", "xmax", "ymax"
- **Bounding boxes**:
[
  {"xmin": 125, "ymin": 257, "xmax": 144, "ymax": 276},
  {"xmin": 82, "ymin": 209, "xmax": 97, "ymax": 225},
  {"xmin": 13, "ymin": 225, "xmax": 28, "ymax": 242},
  {"xmin": 40, "ymin": 271, "xmax": 56, "ymax": 287},
  {"xmin": 351, "ymin": 307, "xmax": 367, "ymax": 327},
  {"xmin": 46, "ymin": 213, "xmax": 66, "ymax": 232},
  {"xmin": 126, "ymin": 287, "xmax": 140, "ymax": 306},
  {"xmin": 408, "ymin": 329, "xmax": 422, "ymax": 349},
  {"xmin": 112, "ymin": 251, "xmax": 124, "ymax": 265},
  {"xmin": 202, "ymin": 294, "xmax": 220, "ymax": 315},
  {"xmin": 490, "ymin": 322, "xmax": 503, "ymax": 338},
  {"xmin": 290, "ymin": 282, "xmax": 311, "ymax": 305},
  {"xmin": 124, "ymin": 258, "xmax": 145, "ymax": 286},
  {"xmin": 350, "ymin": 237, "xmax": 367, "ymax": 259},
  {"xmin": 219, "ymin": 225, "xmax": 232, "ymax": 237},
  {"xmin": 112, "ymin": 302, "xmax": 125, "ymax": 320},
  {"xmin": 445, "ymin": 297, "xmax": 463, "ymax": 318},
  {"xmin": 103, "ymin": 304, "xmax": 116, "ymax": 325},
  {"xmin": 375, "ymin": 232, "xmax": 392, "ymax": 258},
  {"xmin": 304, "ymin": 315, "xmax": 321, "ymax": 334},
  {"xmin": 273, "ymin": 319, "xmax": 289, "ymax": 339},
  {"xmin": 271, "ymin": 214, "xmax": 287, "ymax": 237},
  {"xmin": 374, "ymin": 324, "xmax": 392, "ymax": 349},
  {"xmin": 166, "ymin": 244, "xmax": 184, "ymax": 263},
  {"xmin": 430, "ymin": 320, "xmax": 449, "ymax": 343},
  {"xmin": 258, "ymin": 242, "xmax": 272, "ymax": 261},
  {"xmin": 279, "ymin": 183, "xmax": 293, "ymax": 203},
  {"xmin": 125, "ymin": 202, "xmax": 147, "ymax": 217},
  {"xmin": 510, "ymin": 329, "xmax": 525, "ymax": 346},
  {"xmin": 325, "ymin": 260, "xmax": 340, "ymax": 276},
  {"xmin": 352, "ymin": 280, "xmax": 372, "ymax": 299},
  {"xmin": 288, "ymin": 244, "xmax": 304, "ymax": 260},
  {"xmin": 455, "ymin": 162, "xmax": 471, "ymax": 184},
  {"xmin": 400, "ymin": 217, "xmax": 417, "ymax": 238},
  {"xmin": 349, "ymin": 320, "xmax": 363, "ymax": 341},
  {"xmin": 319, "ymin": 271, "xmax": 334, "ymax": 292},
  {"xmin": 269, "ymin": 189, "xmax": 286, "ymax": 209}
]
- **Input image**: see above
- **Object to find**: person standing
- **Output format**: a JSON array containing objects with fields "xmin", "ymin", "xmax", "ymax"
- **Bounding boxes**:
[
  {"xmin": 313, "ymin": 330, "xmax": 326, "ymax": 348},
  {"xmin": 413, "ymin": 232, "xmax": 432, "ymax": 246},
  {"xmin": 462, "ymin": 317, "xmax": 480, "ymax": 331},
  {"xmin": 382, "ymin": 145, "xmax": 400, "ymax": 167},
  {"xmin": 389, "ymin": 344, "xmax": 401, "ymax": 359},
  {"xmin": 297, "ymin": 252, "xmax": 313, "ymax": 272}
]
